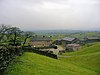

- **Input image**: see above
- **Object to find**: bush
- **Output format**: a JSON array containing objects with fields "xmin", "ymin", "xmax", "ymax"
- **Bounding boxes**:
[{"xmin": 0, "ymin": 46, "xmax": 23, "ymax": 74}]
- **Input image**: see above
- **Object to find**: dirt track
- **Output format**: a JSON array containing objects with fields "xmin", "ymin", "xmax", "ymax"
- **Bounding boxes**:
[{"xmin": 48, "ymin": 45, "xmax": 65, "ymax": 54}]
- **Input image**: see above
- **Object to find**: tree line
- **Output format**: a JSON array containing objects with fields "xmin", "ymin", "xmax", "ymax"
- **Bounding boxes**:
[{"xmin": 0, "ymin": 24, "xmax": 34, "ymax": 46}]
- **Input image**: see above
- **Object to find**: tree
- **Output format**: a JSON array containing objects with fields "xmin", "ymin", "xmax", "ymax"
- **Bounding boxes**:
[
  {"xmin": 22, "ymin": 31, "xmax": 34, "ymax": 46},
  {"xmin": 0, "ymin": 24, "xmax": 10, "ymax": 42},
  {"xmin": 7, "ymin": 27, "xmax": 23, "ymax": 46},
  {"xmin": 0, "ymin": 24, "xmax": 34, "ymax": 46}
]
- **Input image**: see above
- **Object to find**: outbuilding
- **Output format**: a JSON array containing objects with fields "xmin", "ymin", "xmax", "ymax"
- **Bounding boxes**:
[
  {"xmin": 66, "ymin": 44, "xmax": 81, "ymax": 51},
  {"xmin": 62, "ymin": 37, "xmax": 80, "ymax": 46}
]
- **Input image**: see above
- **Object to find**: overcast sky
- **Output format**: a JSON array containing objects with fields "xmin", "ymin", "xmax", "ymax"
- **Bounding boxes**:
[{"xmin": 0, "ymin": 0, "xmax": 100, "ymax": 31}]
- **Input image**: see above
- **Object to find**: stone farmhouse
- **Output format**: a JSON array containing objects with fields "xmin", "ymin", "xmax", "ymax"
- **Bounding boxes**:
[
  {"xmin": 84, "ymin": 37, "xmax": 100, "ymax": 43},
  {"xmin": 61, "ymin": 37, "xmax": 80, "ymax": 46},
  {"xmin": 29, "ymin": 36, "xmax": 52, "ymax": 47}
]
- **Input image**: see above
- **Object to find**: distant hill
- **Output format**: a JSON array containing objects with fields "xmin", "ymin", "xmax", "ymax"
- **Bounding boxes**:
[
  {"xmin": 32, "ymin": 30, "xmax": 82, "ymax": 35},
  {"xmin": 29, "ymin": 30, "xmax": 100, "ymax": 35}
]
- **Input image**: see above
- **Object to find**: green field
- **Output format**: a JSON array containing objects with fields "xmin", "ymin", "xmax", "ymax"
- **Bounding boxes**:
[
  {"xmin": 5, "ymin": 43, "xmax": 100, "ymax": 75},
  {"xmin": 59, "ymin": 42, "xmax": 100, "ymax": 74}
]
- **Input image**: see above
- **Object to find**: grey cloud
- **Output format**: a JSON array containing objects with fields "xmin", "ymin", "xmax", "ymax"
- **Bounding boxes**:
[{"xmin": 0, "ymin": 0, "xmax": 100, "ymax": 30}]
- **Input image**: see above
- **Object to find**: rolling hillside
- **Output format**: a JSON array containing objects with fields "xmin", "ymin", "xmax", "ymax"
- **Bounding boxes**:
[
  {"xmin": 59, "ymin": 42, "xmax": 100, "ymax": 74},
  {"xmin": 5, "ymin": 43, "xmax": 100, "ymax": 75}
]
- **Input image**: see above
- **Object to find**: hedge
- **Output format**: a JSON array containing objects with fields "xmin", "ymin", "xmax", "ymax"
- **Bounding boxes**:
[{"xmin": 0, "ymin": 46, "xmax": 23, "ymax": 75}]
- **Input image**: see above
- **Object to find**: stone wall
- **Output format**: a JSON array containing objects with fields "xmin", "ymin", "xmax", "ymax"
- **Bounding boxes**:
[
  {"xmin": 23, "ymin": 47, "xmax": 58, "ymax": 59},
  {"xmin": 29, "ymin": 41, "xmax": 52, "ymax": 47}
]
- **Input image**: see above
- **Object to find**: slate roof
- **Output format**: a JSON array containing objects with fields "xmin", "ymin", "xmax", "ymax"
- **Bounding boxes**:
[
  {"xmin": 30, "ymin": 36, "xmax": 52, "ymax": 42},
  {"xmin": 63, "ymin": 37, "xmax": 76, "ymax": 42}
]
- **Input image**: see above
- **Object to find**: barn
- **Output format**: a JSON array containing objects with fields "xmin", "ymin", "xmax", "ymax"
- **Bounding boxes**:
[
  {"xmin": 62, "ymin": 37, "xmax": 80, "ymax": 46},
  {"xmin": 66, "ymin": 44, "xmax": 81, "ymax": 51},
  {"xmin": 29, "ymin": 36, "xmax": 52, "ymax": 47},
  {"xmin": 84, "ymin": 37, "xmax": 100, "ymax": 43}
]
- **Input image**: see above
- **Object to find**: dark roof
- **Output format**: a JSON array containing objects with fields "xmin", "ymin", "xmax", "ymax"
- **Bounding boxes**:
[
  {"xmin": 63, "ymin": 37, "xmax": 76, "ymax": 41},
  {"xmin": 86, "ymin": 37, "xmax": 100, "ymax": 40},
  {"xmin": 30, "ymin": 36, "xmax": 52, "ymax": 42}
]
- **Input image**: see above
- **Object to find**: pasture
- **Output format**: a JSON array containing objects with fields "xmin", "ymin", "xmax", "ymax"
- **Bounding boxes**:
[{"xmin": 5, "ymin": 43, "xmax": 100, "ymax": 75}]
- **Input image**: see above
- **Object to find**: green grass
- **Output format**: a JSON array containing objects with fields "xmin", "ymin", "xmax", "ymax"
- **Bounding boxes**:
[
  {"xmin": 59, "ymin": 42, "xmax": 100, "ymax": 74},
  {"xmin": 5, "ymin": 52, "xmax": 98, "ymax": 75},
  {"xmin": 5, "ymin": 42, "xmax": 100, "ymax": 75},
  {"xmin": 62, "ymin": 42, "xmax": 100, "ymax": 56}
]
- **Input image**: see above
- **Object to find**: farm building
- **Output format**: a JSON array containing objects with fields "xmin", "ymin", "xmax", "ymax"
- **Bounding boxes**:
[
  {"xmin": 29, "ymin": 36, "xmax": 52, "ymax": 47},
  {"xmin": 54, "ymin": 39, "xmax": 62, "ymax": 45},
  {"xmin": 62, "ymin": 37, "xmax": 80, "ymax": 46},
  {"xmin": 66, "ymin": 44, "xmax": 81, "ymax": 51},
  {"xmin": 84, "ymin": 37, "xmax": 100, "ymax": 43}
]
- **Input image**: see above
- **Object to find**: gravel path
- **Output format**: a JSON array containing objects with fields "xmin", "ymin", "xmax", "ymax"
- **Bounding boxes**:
[
  {"xmin": 49, "ymin": 45, "xmax": 64, "ymax": 54},
  {"xmin": 41, "ymin": 45, "xmax": 65, "ymax": 55}
]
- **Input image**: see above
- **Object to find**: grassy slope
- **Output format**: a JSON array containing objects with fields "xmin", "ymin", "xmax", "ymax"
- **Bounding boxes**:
[
  {"xmin": 59, "ymin": 42, "xmax": 100, "ymax": 74},
  {"xmin": 5, "ymin": 52, "xmax": 97, "ymax": 75},
  {"xmin": 62, "ymin": 43, "xmax": 100, "ymax": 56}
]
